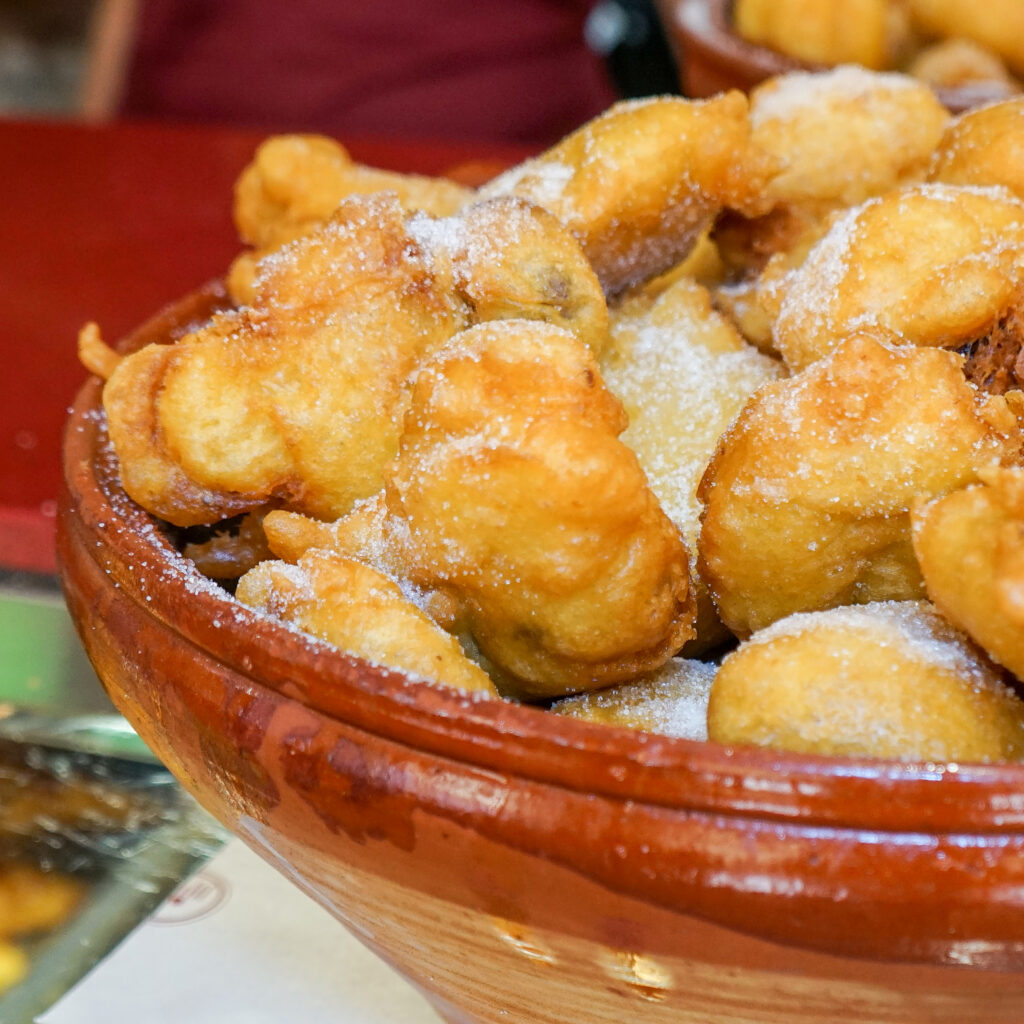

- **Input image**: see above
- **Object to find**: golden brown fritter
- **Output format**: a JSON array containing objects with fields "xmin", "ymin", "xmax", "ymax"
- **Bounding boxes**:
[
  {"xmin": 236, "ymin": 550, "xmax": 497, "ymax": 696},
  {"xmin": 254, "ymin": 318, "xmax": 697, "ymax": 698},
  {"xmin": 913, "ymin": 465, "xmax": 1024, "ymax": 681},
  {"xmin": 928, "ymin": 97, "xmax": 1024, "ymax": 200},
  {"xmin": 102, "ymin": 193, "xmax": 607, "ymax": 527},
  {"xmin": 762, "ymin": 183, "xmax": 1024, "ymax": 371},
  {"xmin": 480, "ymin": 92, "xmax": 778, "ymax": 294},
  {"xmin": 384, "ymin": 319, "xmax": 696, "ymax": 699},
  {"xmin": 234, "ymin": 134, "xmax": 473, "ymax": 249},
  {"xmin": 229, "ymin": 134, "xmax": 473, "ymax": 304},
  {"xmin": 697, "ymin": 333, "xmax": 1023, "ymax": 638},
  {"xmin": 733, "ymin": 0, "xmax": 914, "ymax": 69},
  {"xmin": 713, "ymin": 66, "xmax": 949, "ymax": 278},
  {"xmin": 104, "ymin": 193, "xmax": 467, "ymax": 526},
  {"xmin": 708, "ymin": 601, "xmax": 1024, "ymax": 762}
]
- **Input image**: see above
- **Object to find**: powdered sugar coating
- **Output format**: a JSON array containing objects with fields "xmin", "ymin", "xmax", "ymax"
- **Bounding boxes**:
[
  {"xmin": 750, "ymin": 65, "xmax": 923, "ymax": 127},
  {"xmin": 745, "ymin": 601, "xmax": 999, "ymax": 686},
  {"xmin": 551, "ymin": 657, "xmax": 715, "ymax": 740},
  {"xmin": 768, "ymin": 182, "xmax": 1024, "ymax": 370}
]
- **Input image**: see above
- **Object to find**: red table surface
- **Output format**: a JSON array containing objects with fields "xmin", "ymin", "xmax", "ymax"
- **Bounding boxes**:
[{"xmin": 0, "ymin": 118, "xmax": 526, "ymax": 575}]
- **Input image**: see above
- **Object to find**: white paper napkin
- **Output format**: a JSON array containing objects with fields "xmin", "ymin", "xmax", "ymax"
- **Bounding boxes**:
[{"xmin": 38, "ymin": 839, "xmax": 440, "ymax": 1024}]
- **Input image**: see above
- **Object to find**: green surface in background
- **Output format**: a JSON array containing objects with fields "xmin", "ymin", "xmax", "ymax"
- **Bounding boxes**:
[
  {"xmin": 0, "ymin": 579, "xmax": 153, "ymax": 759},
  {"xmin": 0, "ymin": 586, "xmax": 111, "ymax": 714}
]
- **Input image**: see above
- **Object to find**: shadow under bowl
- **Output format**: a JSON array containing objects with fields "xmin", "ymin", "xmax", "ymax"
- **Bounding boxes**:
[
  {"xmin": 660, "ymin": 0, "xmax": 1014, "ymax": 112},
  {"xmin": 57, "ymin": 285, "xmax": 1024, "ymax": 1023}
]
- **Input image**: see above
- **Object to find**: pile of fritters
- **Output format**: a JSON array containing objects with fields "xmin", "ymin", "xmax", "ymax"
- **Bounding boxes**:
[
  {"xmin": 82, "ymin": 67, "xmax": 1024, "ymax": 762},
  {"xmin": 734, "ymin": 0, "xmax": 1024, "ymax": 99}
]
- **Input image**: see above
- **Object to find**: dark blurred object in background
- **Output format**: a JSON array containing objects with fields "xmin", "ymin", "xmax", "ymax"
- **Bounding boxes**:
[
  {"xmin": 0, "ymin": 0, "xmax": 93, "ymax": 114},
  {"xmin": 585, "ymin": 0, "xmax": 681, "ymax": 97},
  {"xmin": 120, "ymin": 0, "xmax": 620, "ymax": 148}
]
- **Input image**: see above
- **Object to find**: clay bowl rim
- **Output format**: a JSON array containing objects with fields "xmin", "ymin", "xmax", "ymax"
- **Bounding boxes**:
[
  {"xmin": 670, "ymin": 0, "xmax": 1017, "ymax": 112},
  {"xmin": 58, "ymin": 282, "xmax": 1024, "ymax": 839}
]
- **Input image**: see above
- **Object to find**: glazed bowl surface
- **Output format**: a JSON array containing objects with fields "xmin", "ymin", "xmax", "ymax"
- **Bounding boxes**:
[
  {"xmin": 58, "ymin": 286, "xmax": 1024, "ymax": 1023},
  {"xmin": 659, "ymin": 0, "xmax": 1014, "ymax": 112}
]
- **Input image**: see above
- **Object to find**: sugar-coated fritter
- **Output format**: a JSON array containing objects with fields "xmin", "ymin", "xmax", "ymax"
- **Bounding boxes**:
[
  {"xmin": 708, "ymin": 601, "xmax": 1024, "ymax": 762},
  {"xmin": 236, "ymin": 550, "xmax": 497, "ymax": 696},
  {"xmin": 928, "ymin": 97, "xmax": 1024, "ymax": 200},
  {"xmin": 913, "ymin": 465, "xmax": 1024, "ymax": 681},
  {"xmin": 601, "ymin": 272, "xmax": 784, "ymax": 653},
  {"xmin": 698, "ymin": 333, "xmax": 1023, "ymax": 638},
  {"xmin": 480, "ymin": 92, "xmax": 777, "ymax": 294},
  {"xmin": 713, "ymin": 66, "xmax": 949, "ymax": 278},
  {"xmin": 104, "ymin": 193, "xmax": 464, "ymax": 527},
  {"xmin": 260, "ymin": 319, "xmax": 697, "ymax": 697},
  {"xmin": 102, "ymin": 193, "xmax": 607, "ymax": 527},
  {"xmin": 234, "ymin": 134, "xmax": 472, "ymax": 249},
  {"xmin": 550, "ymin": 658, "xmax": 714, "ymax": 739},
  {"xmin": 91, "ymin": 74, "xmax": 1024, "ymax": 758},
  {"xmin": 262, "ymin": 498, "xmax": 384, "ymax": 566},
  {"xmin": 229, "ymin": 135, "xmax": 472, "ymax": 304},
  {"xmin": 384, "ymin": 319, "xmax": 696, "ymax": 699},
  {"xmin": 763, "ymin": 183, "xmax": 1024, "ymax": 371},
  {"xmin": 429, "ymin": 198, "xmax": 609, "ymax": 355}
]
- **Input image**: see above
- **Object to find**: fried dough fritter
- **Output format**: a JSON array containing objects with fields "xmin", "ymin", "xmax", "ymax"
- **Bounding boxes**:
[
  {"xmin": 234, "ymin": 134, "xmax": 473, "ymax": 250},
  {"xmin": 697, "ymin": 333, "xmax": 1023, "ymax": 638},
  {"xmin": 707, "ymin": 601, "xmax": 1024, "ymax": 762},
  {"xmin": 601, "ymin": 272, "xmax": 784, "ymax": 653},
  {"xmin": 229, "ymin": 134, "xmax": 473, "ymax": 304},
  {"xmin": 733, "ymin": 0, "xmax": 913, "ymax": 69},
  {"xmin": 104, "ymin": 193, "xmax": 466, "ymax": 527},
  {"xmin": 90, "ymin": 73, "xmax": 1024, "ymax": 753},
  {"xmin": 262, "ymin": 500, "xmax": 378, "ymax": 565},
  {"xmin": 384, "ymin": 319, "xmax": 696, "ymax": 699},
  {"xmin": 236, "ymin": 550, "xmax": 497, "ymax": 696},
  {"xmin": 102, "ymin": 193, "xmax": 607, "ymax": 528},
  {"xmin": 913, "ymin": 466, "xmax": 1024, "ymax": 681},
  {"xmin": 762, "ymin": 183, "xmax": 1024, "ymax": 371},
  {"xmin": 480, "ymin": 92, "xmax": 777, "ymax": 295},
  {"xmin": 261, "ymin": 496, "xmax": 471, "ymax": 642},
  {"xmin": 928, "ymin": 97, "xmax": 1024, "ymax": 200},
  {"xmin": 427, "ymin": 198, "xmax": 609, "ymax": 355},
  {"xmin": 713, "ymin": 66, "xmax": 949, "ymax": 279},
  {"xmin": 256, "ymin": 319, "xmax": 697, "ymax": 698}
]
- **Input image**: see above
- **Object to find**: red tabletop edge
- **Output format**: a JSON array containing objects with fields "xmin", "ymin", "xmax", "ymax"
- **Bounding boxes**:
[{"xmin": 0, "ymin": 117, "xmax": 528, "ymax": 576}]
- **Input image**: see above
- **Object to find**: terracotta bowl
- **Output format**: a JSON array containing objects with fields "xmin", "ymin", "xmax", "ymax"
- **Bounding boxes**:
[
  {"xmin": 659, "ymin": 0, "xmax": 1014, "ymax": 112},
  {"xmin": 58, "ymin": 285, "xmax": 1024, "ymax": 1023}
]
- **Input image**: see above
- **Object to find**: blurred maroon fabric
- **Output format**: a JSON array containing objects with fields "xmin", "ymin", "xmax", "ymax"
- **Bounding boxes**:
[{"xmin": 121, "ymin": 0, "xmax": 619, "ymax": 147}]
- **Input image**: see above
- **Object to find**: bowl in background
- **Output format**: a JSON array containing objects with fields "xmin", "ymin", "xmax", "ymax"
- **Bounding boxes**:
[
  {"xmin": 658, "ymin": 0, "xmax": 1015, "ymax": 112},
  {"xmin": 57, "ymin": 286, "xmax": 1024, "ymax": 1023}
]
